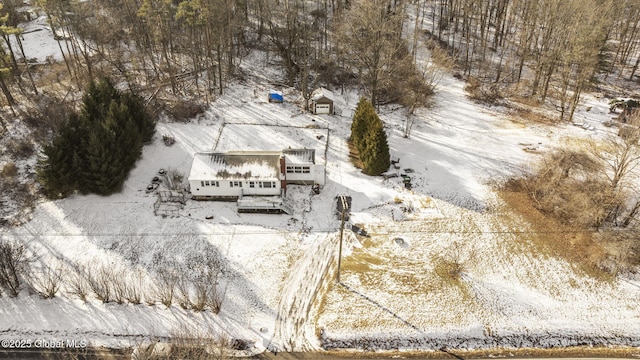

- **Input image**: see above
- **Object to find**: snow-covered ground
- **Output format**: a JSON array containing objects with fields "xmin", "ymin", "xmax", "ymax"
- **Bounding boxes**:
[{"xmin": 1, "ymin": 7, "xmax": 640, "ymax": 355}]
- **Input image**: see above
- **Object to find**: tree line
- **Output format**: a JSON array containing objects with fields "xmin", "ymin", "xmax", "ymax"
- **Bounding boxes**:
[
  {"xmin": 1, "ymin": 0, "xmax": 636, "ymax": 123},
  {"xmin": 0, "ymin": 0, "xmax": 437, "ymax": 113},
  {"xmin": 427, "ymin": 0, "xmax": 640, "ymax": 120}
]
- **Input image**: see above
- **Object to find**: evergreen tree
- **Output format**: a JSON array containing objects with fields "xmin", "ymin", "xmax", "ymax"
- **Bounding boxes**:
[
  {"xmin": 37, "ymin": 135, "xmax": 75, "ymax": 198},
  {"xmin": 81, "ymin": 126, "xmax": 119, "ymax": 195},
  {"xmin": 37, "ymin": 113, "xmax": 88, "ymax": 198},
  {"xmin": 123, "ymin": 92, "xmax": 155, "ymax": 144},
  {"xmin": 350, "ymin": 97, "xmax": 391, "ymax": 176},
  {"xmin": 38, "ymin": 78, "xmax": 155, "ymax": 198},
  {"xmin": 82, "ymin": 79, "xmax": 121, "ymax": 124},
  {"xmin": 351, "ymin": 97, "xmax": 372, "ymax": 152},
  {"xmin": 362, "ymin": 122, "xmax": 391, "ymax": 176}
]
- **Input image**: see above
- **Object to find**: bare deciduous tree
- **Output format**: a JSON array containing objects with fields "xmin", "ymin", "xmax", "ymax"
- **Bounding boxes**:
[
  {"xmin": 336, "ymin": 0, "xmax": 406, "ymax": 106},
  {"xmin": 591, "ymin": 125, "xmax": 640, "ymax": 226}
]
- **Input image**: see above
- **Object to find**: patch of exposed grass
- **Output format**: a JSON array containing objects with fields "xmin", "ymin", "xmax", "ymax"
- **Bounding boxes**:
[
  {"xmin": 497, "ymin": 188, "xmax": 614, "ymax": 282},
  {"xmin": 342, "ymin": 244, "xmax": 386, "ymax": 269},
  {"xmin": 0, "ymin": 162, "xmax": 17, "ymax": 178},
  {"xmin": 509, "ymin": 105, "xmax": 557, "ymax": 125},
  {"xmin": 433, "ymin": 256, "xmax": 464, "ymax": 282}
]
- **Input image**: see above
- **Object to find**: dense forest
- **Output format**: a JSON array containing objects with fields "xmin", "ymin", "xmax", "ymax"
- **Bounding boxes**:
[{"xmin": 0, "ymin": 0, "xmax": 639, "ymax": 129}]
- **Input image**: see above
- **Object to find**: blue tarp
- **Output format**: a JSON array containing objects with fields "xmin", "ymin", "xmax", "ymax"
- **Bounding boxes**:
[{"xmin": 268, "ymin": 90, "xmax": 283, "ymax": 103}]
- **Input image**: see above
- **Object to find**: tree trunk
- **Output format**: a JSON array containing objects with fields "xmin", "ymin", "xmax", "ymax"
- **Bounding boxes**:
[
  {"xmin": 0, "ymin": 77, "xmax": 16, "ymax": 110},
  {"xmin": 14, "ymin": 34, "xmax": 38, "ymax": 95}
]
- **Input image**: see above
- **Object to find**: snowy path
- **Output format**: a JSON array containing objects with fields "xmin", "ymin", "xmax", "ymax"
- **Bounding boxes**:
[{"xmin": 270, "ymin": 233, "xmax": 338, "ymax": 352}]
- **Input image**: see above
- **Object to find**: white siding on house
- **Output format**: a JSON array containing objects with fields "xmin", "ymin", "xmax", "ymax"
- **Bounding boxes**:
[
  {"xmin": 190, "ymin": 179, "xmax": 241, "ymax": 198},
  {"xmin": 283, "ymin": 164, "xmax": 325, "ymax": 185},
  {"xmin": 190, "ymin": 179, "xmax": 281, "ymax": 198},
  {"xmin": 285, "ymin": 164, "xmax": 314, "ymax": 183},
  {"xmin": 188, "ymin": 151, "xmax": 283, "ymax": 199},
  {"xmin": 314, "ymin": 164, "xmax": 326, "ymax": 185},
  {"xmin": 188, "ymin": 148, "xmax": 325, "ymax": 199}
]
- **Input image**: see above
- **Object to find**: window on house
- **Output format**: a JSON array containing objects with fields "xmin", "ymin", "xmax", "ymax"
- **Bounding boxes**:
[
  {"xmin": 213, "ymin": 181, "xmax": 219, "ymax": 187},
  {"xmin": 201, "ymin": 181, "xmax": 205, "ymax": 187},
  {"xmin": 263, "ymin": 181, "xmax": 272, "ymax": 188},
  {"xmin": 302, "ymin": 166, "xmax": 310, "ymax": 173},
  {"xmin": 286, "ymin": 166, "xmax": 294, "ymax": 173},
  {"xmin": 249, "ymin": 181, "xmax": 255, "ymax": 188},
  {"xmin": 205, "ymin": 180, "xmax": 210, "ymax": 186}
]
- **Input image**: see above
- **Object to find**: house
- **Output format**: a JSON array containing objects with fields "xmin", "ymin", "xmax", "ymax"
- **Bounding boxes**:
[
  {"xmin": 282, "ymin": 148, "xmax": 325, "ymax": 185},
  {"xmin": 268, "ymin": 90, "xmax": 284, "ymax": 103},
  {"xmin": 188, "ymin": 151, "xmax": 283, "ymax": 200},
  {"xmin": 309, "ymin": 87, "xmax": 334, "ymax": 114},
  {"xmin": 188, "ymin": 149, "xmax": 325, "ymax": 200}
]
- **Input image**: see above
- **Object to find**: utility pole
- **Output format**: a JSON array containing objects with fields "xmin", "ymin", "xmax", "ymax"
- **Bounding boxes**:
[{"xmin": 337, "ymin": 195, "xmax": 347, "ymax": 283}]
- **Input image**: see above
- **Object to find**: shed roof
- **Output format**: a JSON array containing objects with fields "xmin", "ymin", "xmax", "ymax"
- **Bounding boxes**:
[
  {"xmin": 188, "ymin": 151, "xmax": 281, "ymax": 181},
  {"xmin": 311, "ymin": 87, "xmax": 334, "ymax": 102}
]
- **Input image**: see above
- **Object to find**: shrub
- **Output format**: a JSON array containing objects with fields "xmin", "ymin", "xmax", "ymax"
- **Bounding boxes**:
[
  {"xmin": 166, "ymin": 101, "xmax": 205, "ymax": 122},
  {"xmin": 174, "ymin": 254, "xmax": 226, "ymax": 313},
  {"xmin": 0, "ymin": 162, "xmax": 17, "ymax": 178},
  {"xmin": 124, "ymin": 270, "xmax": 145, "ymax": 305},
  {"xmin": 170, "ymin": 325, "xmax": 229, "ymax": 360},
  {"xmin": 465, "ymin": 76, "xmax": 502, "ymax": 104},
  {"xmin": 150, "ymin": 268, "xmax": 178, "ymax": 307},
  {"xmin": 86, "ymin": 263, "xmax": 115, "ymax": 303},
  {"xmin": 433, "ymin": 241, "xmax": 476, "ymax": 286},
  {"xmin": 67, "ymin": 266, "xmax": 90, "ymax": 302},
  {"xmin": 519, "ymin": 149, "xmax": 619, "ymax": 228},
  {"xmin": 30, "ymin": 262, "xmax": 65, "ymax": 299},
  {"xmin": 0, "ymin": 241, "xmax": 32, "ymax": 297},
  {"xmin": 7, "ymin": 139, "xmax": 35, "ymax": 159},
  {"xmin": 111, "ymin": 269, "xmax": 127, "ymax": 304},
  {"xmin": 23, "ymin": 95, "xmax": 75, "ymax": 140}
]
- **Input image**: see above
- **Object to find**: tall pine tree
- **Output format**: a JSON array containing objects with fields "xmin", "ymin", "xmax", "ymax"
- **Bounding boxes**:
[
  {"xmin": 362, "ymin": 121, "xmax": 391, "ymax": 176},
  {"xmin": 350, "ymin": 97, "xmax": 391, "ymax": 176},
  {"xmin": 351, "ymin": 97, "xmax": 371, "ymax": 152}
]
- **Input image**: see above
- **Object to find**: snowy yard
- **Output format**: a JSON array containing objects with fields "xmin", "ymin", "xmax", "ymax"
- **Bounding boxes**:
[
  {"xmin": 1, "ymin": 12, "xmax": 640, "ymax": 353},
  {"xmin": 2, "ymin": 71, "xmax": 639, "ymax": 353}
]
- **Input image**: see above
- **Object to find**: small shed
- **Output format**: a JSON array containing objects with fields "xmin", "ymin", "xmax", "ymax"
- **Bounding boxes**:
[
  {"xmin": 268, "ymin": 90, "xmax": 284, "ymax": 103},
  {"xmin": 310, "ymin": 87, "xmax": 334, "ymax": 114}
]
